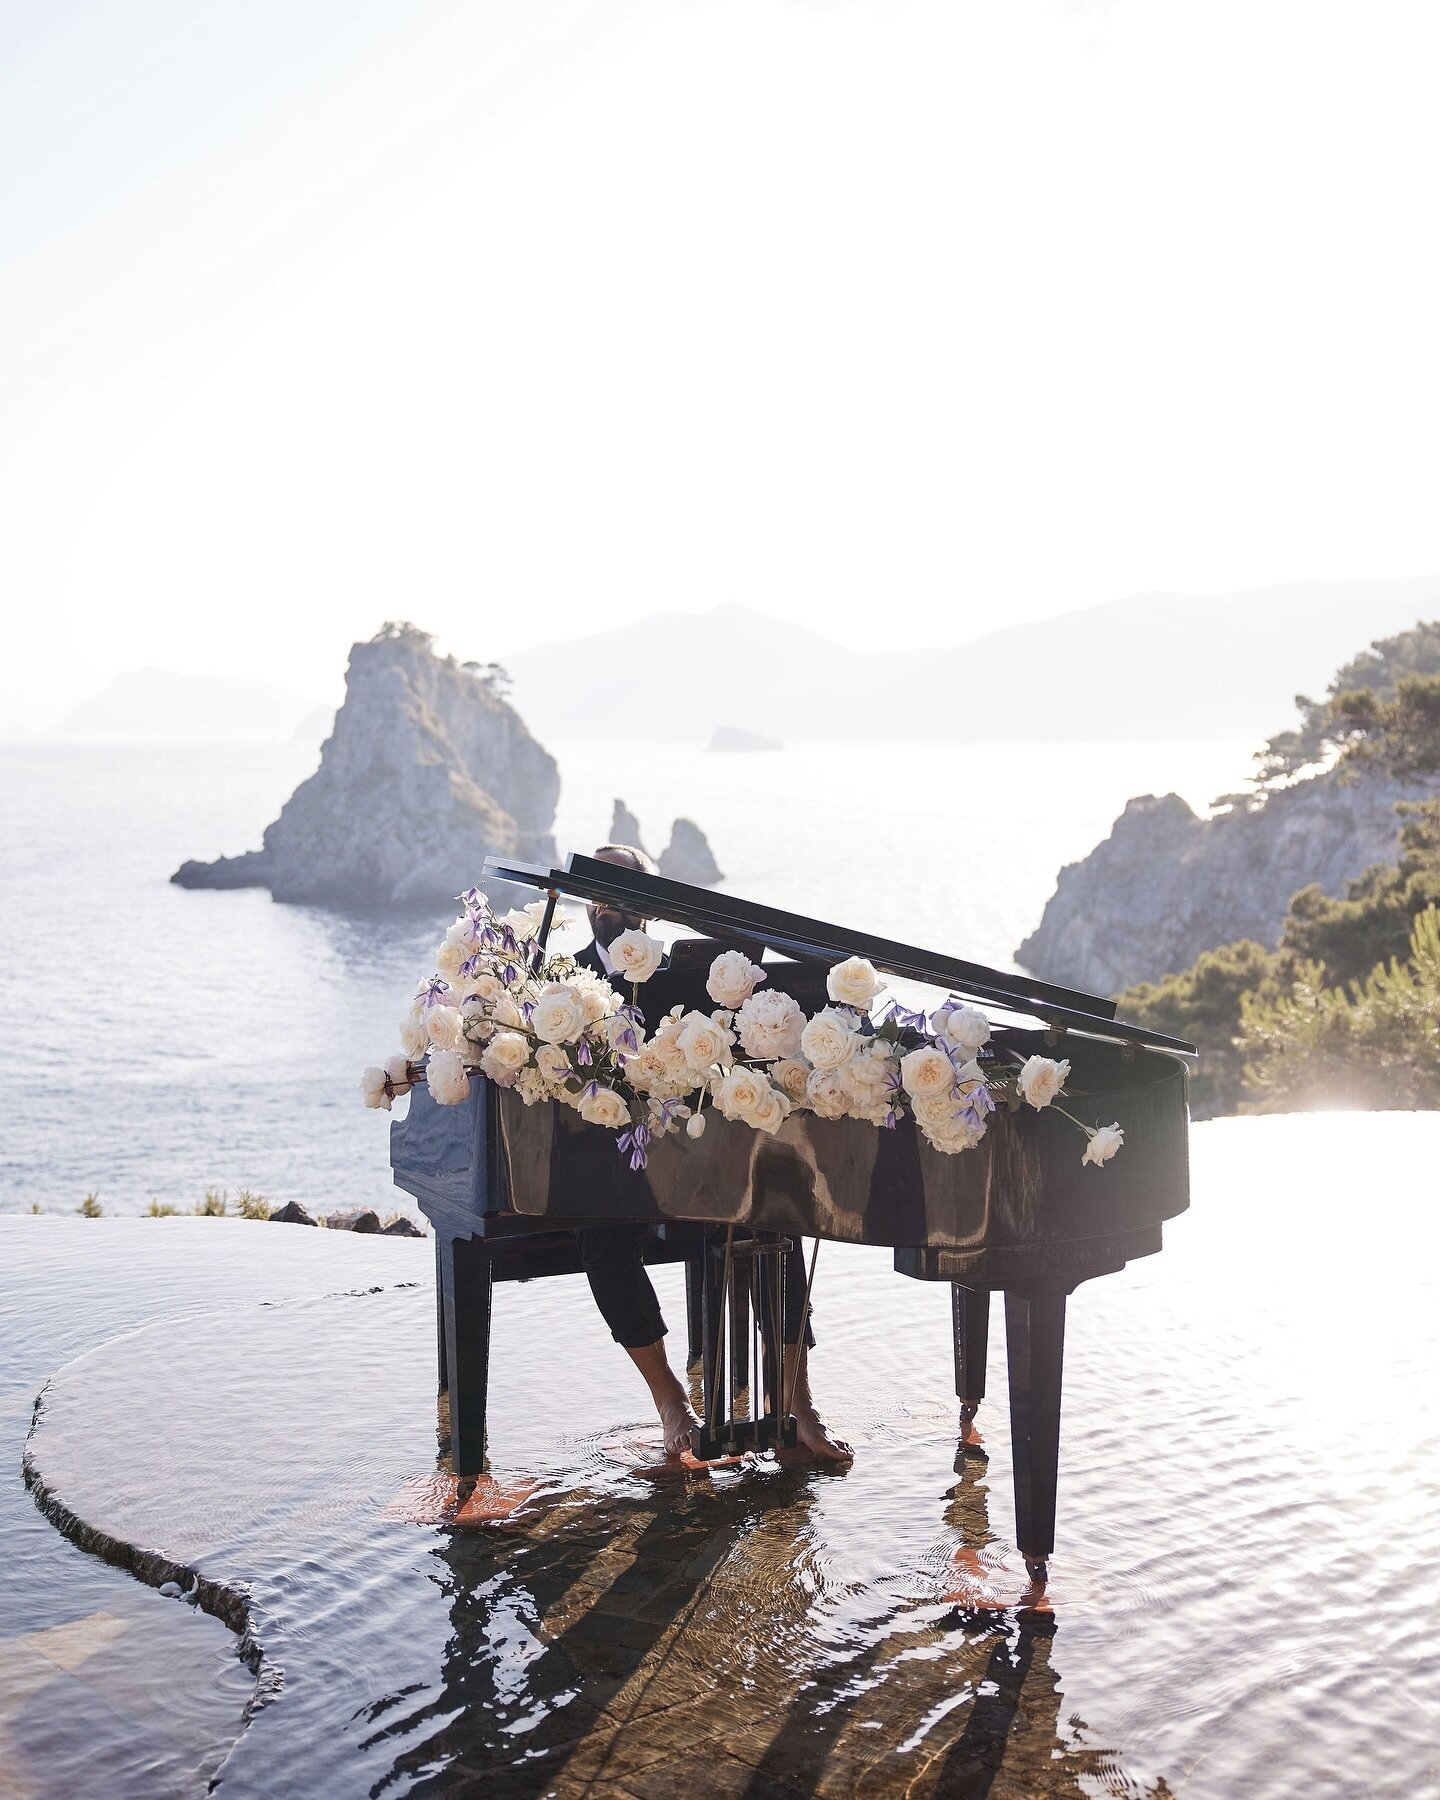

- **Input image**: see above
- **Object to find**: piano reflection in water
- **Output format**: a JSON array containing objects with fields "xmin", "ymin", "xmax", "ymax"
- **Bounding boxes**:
[{"xmin": 388, "ymin": 851, "xmax": 1195, "ymax": 1585}]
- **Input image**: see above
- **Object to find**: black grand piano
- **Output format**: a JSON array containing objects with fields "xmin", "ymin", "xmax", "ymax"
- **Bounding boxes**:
[{"xmin": 390, "ymin": 852, "xmax": 1194, "ymax": 1580}]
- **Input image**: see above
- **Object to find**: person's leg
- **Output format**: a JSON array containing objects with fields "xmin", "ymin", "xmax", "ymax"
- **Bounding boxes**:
[
  {"xmin": 778, "ymin": 1242, "xmax": 852, "ymax": 1462},
  {"xmin": 577, "ymin": 1225, "xmax": 699, "ymax": 1455}
]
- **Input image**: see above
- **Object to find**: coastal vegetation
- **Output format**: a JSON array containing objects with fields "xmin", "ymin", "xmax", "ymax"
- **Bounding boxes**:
[{"xmin": 1120, "ymin": 634, "xmax": 1440, "ymax": 1115}]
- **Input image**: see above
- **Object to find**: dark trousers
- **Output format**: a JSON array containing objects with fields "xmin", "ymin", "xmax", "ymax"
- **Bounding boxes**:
[{"xmin": 577, "ymin": 1224, "xmax": 816, "ymax": 1351}]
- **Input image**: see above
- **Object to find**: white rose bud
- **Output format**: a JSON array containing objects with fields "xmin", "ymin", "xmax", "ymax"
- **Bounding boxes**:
[
  {"xmin": 608, "ymin": 928, "xmax": 665, "ymax": 984},
  {"xmin": 706, "ymin": 949, "xmax": 767, "ymax": 1008},
  {"xmin": 900, "ymin": 1045, "xmax": 955, "ymax": 1098},
  {"xmin": 1083, "ymin": 1122, "xmax": 1124, "ymax": 1167},
  {"xmin": 800, "ymin": 1006, "xmax": 863, "ymax": 1071},
  {"xmin": 360, "ymin": 1066, "xmax": 391, "ymax": 1110},
  {"xmin": 826, "ymin": 956, "xmax": 883, "ymax": 1010},
  {"xmin": 686, "ymin": 1111, "xmax": 707, "ymax": 1139},
  {"xmin": 427, "ymin": 1049, "xmax": 471, "ymax": 1106},
  {"xmin": 579, "ymin": 1085, "xmax": 630, "ymax": 1130},
  {"xmin": 1018, "ymin": 1055, "xmax": 1070, "ymax": 1110},
  {"xmin": 933, "ymin": 1004, "xmax": 990, "ymax": 1055}
]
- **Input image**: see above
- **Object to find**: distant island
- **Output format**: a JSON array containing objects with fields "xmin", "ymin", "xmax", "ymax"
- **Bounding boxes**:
[
  {"xmin": 51, "ymin": 668, "xmax": 329, "ymax": 745},
  {"xmin": 708, "ymin": 725, "xmax": 782, "ymax": 753}
]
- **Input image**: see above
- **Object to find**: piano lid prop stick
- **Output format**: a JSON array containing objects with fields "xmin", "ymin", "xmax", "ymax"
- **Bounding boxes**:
[
  {"xmin": 706, "ymin": 1225, "xmax": 736, "ymax": 1442},
  {"xmin": 781, "ymin": 1238, "xmax": 822, "ymax": 1426}
]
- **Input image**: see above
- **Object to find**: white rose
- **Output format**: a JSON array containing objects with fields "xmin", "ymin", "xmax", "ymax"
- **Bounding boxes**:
[
  {"xmin": 686, "ymin": 1111, "xmax": 706, "ymax": 1139},
  {"xmin": 900, "ymin": 1044, "xmax": 955, "ymax": 1098},
  {"xmin": 747, "ymin": 1084, "xmax": 791, "ymax": 1135},
  {"xmin": 427, "ymin": 1049, "xmax": 471, "ymax": 1106},
  {"xmin": 951, "ymin": 1058, "xmax": 986, "ymax": 1092},
  {"xmin": 1018, "ymin": 1055, "xmax": 1070, "ymax": 1110},
  {"xmin": 426, "ymin": 1005, "xmax": 464, "ymax": 1053},
  {"xmin": 481, "ymin": 1031, "xmax": 530, "ymax": 1076},
  {"xmin": 461, "ymin": 1014, "xmax": 494, "ymax": 1048},
  {"xmin": 805, "ymin": 1067, "xmax": 849, "ymax": 1119},
  {"xmin": 1083, "ymin": 1122, "xmax": 1124, "ymax": 1167},
  {"xmin": 826, "ymin": 956, "xmax": 882, "ymax": 1010},
  {"xmin": 565, "ymin": 967, "xmax": 615, "ymax": 1022},
  {"xmin": 608, "ymin": 928, "xmax": 664, "ymax": 984},
  {"xmin": 800, "ymin": 1006, "xmax": 863, "ymax": 1071},
  {"xmin": 535, "ymin": 1043, "xmax": 573, "ymax": 1086},
  {"xmin": 676, "ymin": 1010, "xmax": 735, "ymax": 1074},
  {"xmin": 360, "ymin": 1066, "xmax": 391, "ymax": 1110},
  {"xmin": 842, "ymin": 1045, "xmax": 895, "ymax": 1107},
  {"xmin": 911, "ymin": 1089, "xmax": 960, "ymax": 1127},
  {"xmin": 435, "ymin": 939, "xmax": 466, "ymax": 980},
  {"xmin": 491, "ymin": 994, "xmax": 525, "ymax": 1030},
  {"xmin": 599, "ymin": 1010, "xmax": 642, "ymax": 1055},
  {"xmin": 933, "ymin": 1003, "xmax": 990, "ymax": 1056},
  {"xmin": 735, "ymin": 990, "xmax": 806, "ymax": 1061},
  {"xmin": 714, "ymin": 1065, "xmax": 768, "ymax": 1121},
  {"xmin": 399, "ymin": 1010, "xmax": 429, "ymax": 1060},
  {"xmin": 772, "ymin": 1058, "xmax": 812, "ymax": 1103},
  {"xmin": 458, "ymin": 971, "xmax": 504, "ymax": 1008},
  {"xmin": 531, "ymin": 982, "xmax": 589, "ymax": 1045},
  {"xmin": 383, "ymin": 1053, "xmax": 412, "ymax": 1089},
  {"xmin": 707, "ymin": 950, "xmax": 767, "ymax": 1008},
  {"xmin": 922, "ymin": 1116, "xmax": 985, "ymax": 1155},
  {"xmin": 579, "ymin": 1085, "xmax": 630, "ymax": 1130},
  {"xmin": 515, "ymin": 1067, "xmax": 550, "ymax": 1105}
]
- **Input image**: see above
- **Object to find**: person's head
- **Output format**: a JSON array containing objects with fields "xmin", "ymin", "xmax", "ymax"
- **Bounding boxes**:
[{"xmin": 588, "ymin": 842, "xmax": 656, "ymax": 948}]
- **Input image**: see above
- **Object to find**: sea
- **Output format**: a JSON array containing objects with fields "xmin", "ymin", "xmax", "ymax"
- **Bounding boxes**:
[{"xmin": 0, "ymin": 736, "xmax": 1253, "ymax": 1220}]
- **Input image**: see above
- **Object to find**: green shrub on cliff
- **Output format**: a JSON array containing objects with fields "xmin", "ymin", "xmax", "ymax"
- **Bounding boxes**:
[{"xmin": 1238, "ymin": 907, "xmax": 1440, "ymax": 1110}]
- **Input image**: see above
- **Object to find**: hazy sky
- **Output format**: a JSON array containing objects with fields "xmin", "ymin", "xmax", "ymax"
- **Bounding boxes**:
[{"xmin": 4, "ymin": 0, "xmax": 1440, "ymax": 730}]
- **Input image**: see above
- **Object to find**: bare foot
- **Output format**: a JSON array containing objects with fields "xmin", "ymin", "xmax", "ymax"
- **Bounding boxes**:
[
  {"xmin": 792, "ymin": 1405, "xmax": 854, "ymax": 1461},
  {"xmin": 658, "ymin": 1392, "xmax": 701, "ymax": 1458}
]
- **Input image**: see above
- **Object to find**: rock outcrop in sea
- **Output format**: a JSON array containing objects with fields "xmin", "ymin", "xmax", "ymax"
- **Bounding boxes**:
[
  {"xmin": 608, "ymin": 799, "xmax": 649, "ymax": 857},
  {"xmin": 172, "ymin": 623, "xmax": 559, "ymax": 908},
  {"xmin": 659, "ymin": 818, "xmax": 723, "ymax": 885},
  {"xmin": 1017, "ymin": 765, "xmax": 1425, "ymax": 994}
]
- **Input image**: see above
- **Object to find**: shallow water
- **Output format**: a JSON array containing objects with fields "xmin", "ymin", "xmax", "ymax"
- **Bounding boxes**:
[
  {"xmin": 9, "ymin": 1114, "xmax": 1440, "ymax": 1797},
  {"xmin": 0, "ymin": 737, "xmax": 1251, "ymax": 1219}
]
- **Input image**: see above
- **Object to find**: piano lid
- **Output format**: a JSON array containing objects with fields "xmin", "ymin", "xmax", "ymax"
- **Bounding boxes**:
[{"xmin": 484, "ymin": 852, "xmax": 1198, "ymax": 1058}]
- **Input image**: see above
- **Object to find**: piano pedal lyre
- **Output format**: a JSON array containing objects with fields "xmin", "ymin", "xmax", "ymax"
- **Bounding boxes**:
[{"xmin": 693, "ymin": 1227, "xmax": 799, "ymax": 1460}]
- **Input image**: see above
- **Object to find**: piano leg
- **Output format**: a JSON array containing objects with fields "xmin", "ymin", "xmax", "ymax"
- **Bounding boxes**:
[
  {"xmin": 728, "ymin": 1256, "xmax": 751, "ymax": 1449},
  {"xmin": 684, "ymin": 1249, "xmax": 705, "ymax": 1371},
  {"xmin": 435, "ymin": 1236, "xmax": 449, "ymax": 1394},
  {"xmin": 951, "ymin": 1284, "xmax": 990, "ymax": 1451},
  {"xmin": 440, "ymin": 1232, "xmax": 492, "ymax": 1484},
  {"xmin": 1003, "ymin": 1287, "xmax": 1067, "ymax": 1580}
]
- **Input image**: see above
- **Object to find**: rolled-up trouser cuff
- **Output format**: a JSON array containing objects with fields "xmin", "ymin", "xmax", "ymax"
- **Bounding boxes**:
[{"xmin": 577, "ymin": 1223, "xmax": 668, "ymax": 1348}]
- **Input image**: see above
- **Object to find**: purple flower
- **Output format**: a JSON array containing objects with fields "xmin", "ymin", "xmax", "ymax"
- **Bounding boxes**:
[
  {"xmin": 577, "ymin": 1039, "xmax": 593, "ymax": 1066},
  {"xmin": 617, "ymin": 1122, "xmax": 651, "ymax": 1172},
  {"xmin": 418, "ymin": 977, "xmax": 450, "ymax": 1008}
]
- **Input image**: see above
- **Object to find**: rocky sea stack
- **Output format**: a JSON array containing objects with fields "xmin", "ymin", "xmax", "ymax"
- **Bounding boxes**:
[
  {"xmin": 172, "ymin": 623, "xmax": 559, "ymax": 907},
  {"xmin": 1017, "ymin": 764, "xmax": 1423, "ymax": 994}
]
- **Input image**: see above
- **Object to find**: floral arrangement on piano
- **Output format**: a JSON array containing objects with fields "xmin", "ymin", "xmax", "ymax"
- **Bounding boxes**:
[{"xmin": 361, "ymin": 887, "xmax": 1125, "ymax": 1171}]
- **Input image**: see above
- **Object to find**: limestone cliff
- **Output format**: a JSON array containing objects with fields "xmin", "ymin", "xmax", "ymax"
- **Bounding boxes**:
[
  {"xmin": 1016, "ymin": 765, "xmax": 1426, "ymax": 994},
  {"xmin": 172, "ymin": 624, "xmax": 558, "ymax": 907},
  {"xmin": 660, "ymin": 818, "xmax": 723, "ymax": 885}
]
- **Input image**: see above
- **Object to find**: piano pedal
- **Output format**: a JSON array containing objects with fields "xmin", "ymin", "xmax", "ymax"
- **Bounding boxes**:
[{"xmin": 692, "ymin": 1414, "xmax": 799, "ymax": 1461}]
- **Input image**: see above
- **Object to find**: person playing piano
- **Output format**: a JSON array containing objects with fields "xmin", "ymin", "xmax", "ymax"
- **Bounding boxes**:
[{"xmin": 573, "ymin": 842, "xmax": 853, "ymax": 1464}]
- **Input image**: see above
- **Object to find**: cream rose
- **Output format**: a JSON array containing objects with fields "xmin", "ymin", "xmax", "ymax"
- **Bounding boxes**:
[
  {"xmin": 491, "ymin": 994, "xmax": 526, "ymax": 1030},
  {"xmin": 735, "ymin": 990, "xmax": 806, "ymax": 1061},
  {"xmin": 480, "ymin": 1030, "xmax": 530, "ymax": 1076},
  {"xmin": 579, "ymin": 1085, "xmax": 630, "ymax": 1129},
  {"xmin": 826, "ymin": 956, "xmax": 882, "ymax": 1010},
  {"xmin": 772, "ymin": 1058, "xmax": 812, "ymax": 1103},
  {"xmin": 911, "ymin": 1089, "xmax": 960, "ymax": 1127},
  {"xmin": 427, "ymin": 1048, "xmax": 471, "ymax": 1106},
  {"xmin": 435, "ymin": 939, "xmax": 467, "ymax": 980},
  {"xmin": 458, "ymin": 971, "xmax": 504, "ymax": 1008},
  {"xmin": 747, "ymin": 1084, "xmax": 791, "ymax": 1135},
  {"xmin": 805, "ymin": 1067, "xmax": 849, "ymax": 1119},
  {"xmin": 706, "ymin": 950, "xmax": 767, "ymax": 1008},
  {"xmin": 900, "ymin": 1044, "xmax": 954, "ymax": 1098},
  {"xmin": 1083, "ymin": 1122, "xmax": 1124, "ymax": 1167},
  {"xmin": 535, "ymin": 1043, "xmax": 573, "ymax": 1086},
  {"xmin": 933, "ymin": 1003, "xmax": 990, "ymax": 1056},
  {"xmin": 714, "ymin": 1065, "xmax": 768, "ymax": 1121},
  {"xmin": 426, "ymin": 1005, "xmax": 464, "ymax": 1053},
  {"xmin": 399, "ymin": 1010, "xmax": 429, "ymax": 1060},
  {"xmin": 800, "ymin": 1006, "xmax": 863, "ymax": 1070},
  {"xmin": 676, "ymin": 1010, "xmax": 734, "ymax": 1074},
  {"xmin": 1018, "ymin": 1055, "xmax": 1070, "ymax": 1110},
  {"xmin": 360, "ymin": 1066, "xmax": 391, "ymax": 1110},
  {"xmin": 531, "ymin": 982, "xmax": 589, "ymax": 1045},
  {"xmin": 383, "ymin": 1052, "xmax": 412, "ymax": 1089},
  {"xmin": 842, "ymin": 1046, "xmax": 895, "ymax": 1107},
  {"xmin": 608, "ymin": 928, "xmax": 665, "ymax": 983}
]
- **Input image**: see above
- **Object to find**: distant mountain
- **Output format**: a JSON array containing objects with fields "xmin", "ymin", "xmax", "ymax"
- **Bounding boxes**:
[
  {"xmin": 52, "ymin": 669, "xmax": 329, "ymax": 744},
  {"xmin": 505, "ymin": 578, "xmax": 1440, "ymax": 745}
]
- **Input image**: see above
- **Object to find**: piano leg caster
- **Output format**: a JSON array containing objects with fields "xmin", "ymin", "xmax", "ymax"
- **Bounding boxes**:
[{"xmin": 958, "ymin": 1401, "xmax": 986, "ymax": 1457}]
